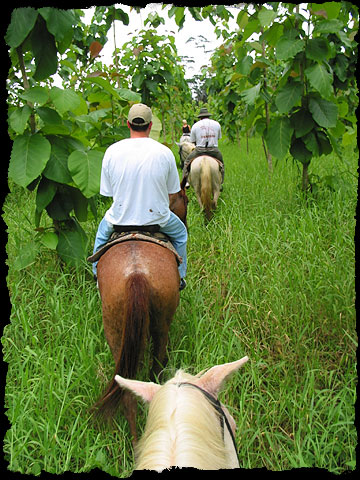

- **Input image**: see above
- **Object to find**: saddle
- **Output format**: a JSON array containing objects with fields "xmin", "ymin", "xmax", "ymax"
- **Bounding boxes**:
[{"xmin": 87, "ymin": 225, "xmax": 182, "ymax": 265}]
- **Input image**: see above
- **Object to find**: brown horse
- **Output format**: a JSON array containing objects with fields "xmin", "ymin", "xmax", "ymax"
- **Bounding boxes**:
[{"xmin": 93, "ymin": 188, "xmax": 188, "ymax": 442}]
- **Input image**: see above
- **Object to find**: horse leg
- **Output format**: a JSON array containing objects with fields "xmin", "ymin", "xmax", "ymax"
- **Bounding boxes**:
[
  {"xmin": 213, "ymin": 187, "xmax": 220, "ymax": 209},
  {"xmin": 189, "ymin": 173, "xmax": 203, "ymax": 208}
]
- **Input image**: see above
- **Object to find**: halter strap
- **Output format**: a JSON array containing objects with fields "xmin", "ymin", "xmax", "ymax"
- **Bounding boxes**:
[{"xmin": 178, "ymin": 382, "xmax": 237, "ymax": 454}]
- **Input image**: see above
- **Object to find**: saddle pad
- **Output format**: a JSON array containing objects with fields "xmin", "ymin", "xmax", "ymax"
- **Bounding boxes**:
[{"xmin": 87, "ymin": 231, "xmax": 182, "ymax": 265}]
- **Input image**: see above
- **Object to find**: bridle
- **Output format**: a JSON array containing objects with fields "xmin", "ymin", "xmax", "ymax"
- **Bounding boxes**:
[{"xmin": 178, "ymin": 382, "xmax": 238, "ymax": 454}]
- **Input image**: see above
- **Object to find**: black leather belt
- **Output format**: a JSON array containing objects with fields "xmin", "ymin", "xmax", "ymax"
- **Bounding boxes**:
[{"xmin": 113, "ymin": 224, "xmax": 160, "ymax": 234}]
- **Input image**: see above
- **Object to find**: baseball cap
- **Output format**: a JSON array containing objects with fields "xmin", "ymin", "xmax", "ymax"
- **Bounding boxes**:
[{"xmin": 128, "ymin": 103, "xmax": 152, "ymax": 125}]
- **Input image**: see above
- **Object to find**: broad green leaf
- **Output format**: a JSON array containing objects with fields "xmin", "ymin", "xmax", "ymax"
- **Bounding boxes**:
[
  {"xmin": 38, "ymin": 8, "xmax": 76, "ymax": 52},
  {"xmin": 243, "ymin": 18, "xmax": 259, "ymax": 41},
  {"xmin": 9, "ymin": 134, "xmax": 51, "ymax": 188},
  {"xmin": 87, "ymin": 91, "xmax": 110, "ymax": 104},
  {"xmin": 46, "ymin": 189, "xmax": 73, "ymax": 220},
  {"xmin": 174, "ymin": 7, "xmax": 185, "ymax": 28},
  {"xmin": 19, "ymin": 86, "xmax": 49, "ymax": 105},
  {"xmin": 302, "ymin": 131, "xmax": 320, "ymax": 156},
  {"xmin": 71, "ymin": 95, "xmax": 88, "ymax": 116},
  {"xmin": 56, "ymin": 222, "xmax": 88, "ymax": 265},
  {"xmin": 290, "ymin": 109, "xmax": 315, "ymax": 138},
  {"xmin": 313, "ymin": 19, "xmax": 343, "ymax": 34},
  {"xmin": 265, "ymin": 117, "xmax": 293, "ymax": 159},
  {"xmin": 309, "ymin": 97, "xmax": 338, "ymax": 128},
  {"xmin": 305, "ymin": 38, "xmax": 329, "ymax": 62},
  {"xmin": 117, "ymin": 88, "xmax": 142, "ymax": 102},
  {"xmin": 70, "ymin": 188, "xmax": 89, "ymax": 222},
  {"xmin": 43, "ymin": 143, "xmax": 72, "ymax": 184},
  {"xmin": 40, "ymin": 231, "xmax": 58, "ymax": 250},
  {"xmin": 188, "ymin": 7, "xmax": 203, "ymax": 21},
  {"xmin": 31, "ymin": 18, "xmax": 58, "ymax": 81},
  {"xmin": 316, "ymin": 130, "xmax": 332, "ymax": 156},
  {"xmin": 114, "ymin": 8, "xmax": 129, "ymax": 25},
  {"xmin": 132, "ymin": 73, "xmax": 145, "ymax": 90},
  {"xmin": 305, "ymin": 63, "xmax": 333, "ymax": 98},
  {"xmin": 236, "ymin": 10, "xmax": 248, "ymax": 30},
  {"xmin": 275, "ymin": 83, "xmax": 302, "ymax": 114},
  {"xmin": 36, "ymin": 177, "xmax": 57, "ymax": 211},
  {"xmin": 49, "ymin": 87, "xmax": 81, "ymax": 115},
  {"xmin": 9, "ymin": 105, "xmax": 32, "ymax": 134},
  {"xmin": 262, "ymin": 22, "xmax": 284, "ymax": 47},
  {"xmin": 240, "ymin": 83, "xmax": 261, "ymax": 105},
  {"xmin": 290, "ymin": 138, "xmax": 312, "ymax": 164},
  {"xmin": 312, "ymin": 2, "xmax": 341, "ymax": 20},
  {"xmin": 276, "ymin": 36, "xmax": 305, "ymax": 60},
  {"xmin": 237, "ymin": 55, "xmax": 253, "ymax": 75},
  {"xmin": 5, "ymin": 7, "xmax": 38, "ymax": 48},
  {"xmin": 145, "ymin": 79, "xmax": 158, "ymax": 94},
  {"xmin": 68, "ymin": 150, "xmax": 103, "ymax": 198},
  {"xmin": 37, "ymin": 106, "xmax": 62, "ymax": 125},
  {"xmin": 258, "ymin": 8, "xmax": 277, "ymax": 28},
  {"xmin": 332, "ymin": 54, "xmax": 348, "ymax": 83},
  {"xmin": 84, "ymin": 77, "xmax": 120, "ymax": 99}
]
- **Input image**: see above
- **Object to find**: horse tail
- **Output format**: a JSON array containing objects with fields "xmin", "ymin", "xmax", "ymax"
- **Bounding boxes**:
[
  {"xmin": 200, "ymin": 158, "xmax": 213, "ymax": 220},
  {"xmin": 92, "ymin": 272, "xmax": 150, "ymax": 421}
]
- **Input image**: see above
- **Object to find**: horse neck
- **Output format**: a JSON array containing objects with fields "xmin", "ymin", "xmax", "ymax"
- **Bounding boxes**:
[
  {"xmin": 135, "ymin": 381, "xmax": 236, "ymax": 471},
  {"xmin": 170, "ymin": 190, "xmax": 188, "ymax": 226}
]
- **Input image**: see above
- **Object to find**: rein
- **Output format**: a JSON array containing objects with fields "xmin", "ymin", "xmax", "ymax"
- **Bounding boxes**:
[{"xmin": 178, "ymin": 382, "xmax": 237, "ymax": 454}]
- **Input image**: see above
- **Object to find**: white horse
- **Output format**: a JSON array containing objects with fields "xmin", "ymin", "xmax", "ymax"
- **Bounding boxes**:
[
  {"xmin": 188, "ymin": 155, "xmax": 222, "ymax": 221},
  {"xmin": 115, "ymin": 357, "xmax": 249, "ymax": 471},
  {"xmin": 176, "ymin": 137, "xmax": 195, "ymax": 168}
]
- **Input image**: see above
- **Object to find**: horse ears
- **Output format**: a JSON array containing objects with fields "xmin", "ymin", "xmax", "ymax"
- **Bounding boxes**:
[
  {"xmin": 196, "ymin": 356, "xmax": 249, "ymax": 397},
  {"xmin": 115, "ymin": 375, "xmax": 161, "ymax": 403}
]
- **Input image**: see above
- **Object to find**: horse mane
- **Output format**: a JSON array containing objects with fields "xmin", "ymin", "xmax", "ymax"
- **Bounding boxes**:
[{"xmin": 134, "ymin": 370, "xmax": 230, "ymax": 471}]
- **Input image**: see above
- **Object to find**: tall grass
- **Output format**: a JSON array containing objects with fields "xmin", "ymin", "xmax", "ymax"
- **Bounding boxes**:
[{"xmin": 2, "ymin": 136, "xmax": 357, "ymax": 475}]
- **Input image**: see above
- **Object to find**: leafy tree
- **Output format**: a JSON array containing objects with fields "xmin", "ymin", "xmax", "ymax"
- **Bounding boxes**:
[
  {"xmin": 204, "ymin": 2, "xmax": 358, "ymax": 190},
  {"xmin": 118, "ymin": 26, "xmax": 192, "ymax": 142},
  {"xmin": 6, "ymin": 7, "xmax": 139, "ymax": 268}
]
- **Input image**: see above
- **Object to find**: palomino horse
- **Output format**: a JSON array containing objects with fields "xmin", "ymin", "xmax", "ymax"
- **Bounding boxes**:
[
  {"xmin": 115, "ymin": 357, "xmax": 249, "ymax": 471},
  {"xmin": 188, "ymin": 155, "xmax": 222, "ymax": 221},
  {"xmin": 93, "ymin": 188, "xmax": 188, "ymax": 441},
  {"xmin": 176, "ymin": 137, "xmax": 195, "ymax": 169}
]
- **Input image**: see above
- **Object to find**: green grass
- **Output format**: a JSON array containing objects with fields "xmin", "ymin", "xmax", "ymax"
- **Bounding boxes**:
[{"xmin": 2, "ymin": 136, "xmax": 357, "ymax": 475}]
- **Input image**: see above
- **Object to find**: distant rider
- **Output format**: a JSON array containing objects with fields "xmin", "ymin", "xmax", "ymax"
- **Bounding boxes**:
[
  {"xmin": 182, "ymin": 107, "xmax": 224, "ymax": 185},
  {"xmin": 92, "ymin": 103, "xmax": 187, "ymax": 290}
]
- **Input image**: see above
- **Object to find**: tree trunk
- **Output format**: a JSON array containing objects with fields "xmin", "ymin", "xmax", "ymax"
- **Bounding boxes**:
[
  {"xmin": 302, "ymin": 162, "xmax": 310, "ymax": 191},
  {"xmin": 16, "ymin": 46, "xmax": 36, "ymax": 134}
]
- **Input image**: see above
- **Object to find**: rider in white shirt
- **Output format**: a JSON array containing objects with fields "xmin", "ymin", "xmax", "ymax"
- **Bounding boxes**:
[
  {"xmin": 183, "ymin": 107, "xmax": 224, "ymax": 183},
  {"xmin": 92, "ymin": 103, "xmax": 187, "ymax": 290}
]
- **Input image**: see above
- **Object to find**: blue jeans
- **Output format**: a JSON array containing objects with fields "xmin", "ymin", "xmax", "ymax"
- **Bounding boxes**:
[{"xmin": 92, "ymin": 212, "xmax": 187, "ymax": 279}]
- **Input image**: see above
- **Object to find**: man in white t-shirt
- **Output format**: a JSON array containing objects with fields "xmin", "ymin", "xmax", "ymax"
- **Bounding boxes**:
[
  {"xmin": 92, "ymin": 103, "xmax": 187, "ymax": 290},
  {"xmin": 182, "ymin": 107, "xmax": 224, "ymax": 184}
]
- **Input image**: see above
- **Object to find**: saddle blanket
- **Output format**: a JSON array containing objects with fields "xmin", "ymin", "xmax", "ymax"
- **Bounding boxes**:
[{"xmin": 87, "ymin": 230, "xmax": 182, "ymax": 265}]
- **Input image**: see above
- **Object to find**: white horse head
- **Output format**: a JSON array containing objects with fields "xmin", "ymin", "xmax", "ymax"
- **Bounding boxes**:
[{"xmin": 115, "ymin": 356, "xmax": 249, "ymax": 471}]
